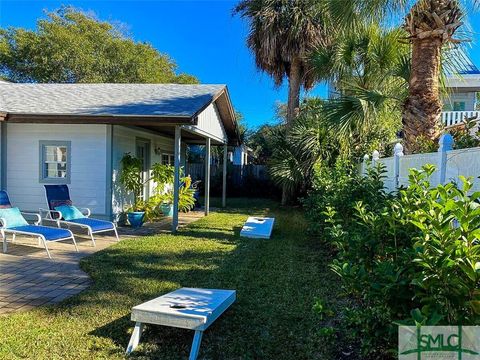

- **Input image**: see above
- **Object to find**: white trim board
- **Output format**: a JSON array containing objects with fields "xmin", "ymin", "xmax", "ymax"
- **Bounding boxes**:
[{"xmin": 240, "ymin": 217, "xmax": 275, "ymax": 239}]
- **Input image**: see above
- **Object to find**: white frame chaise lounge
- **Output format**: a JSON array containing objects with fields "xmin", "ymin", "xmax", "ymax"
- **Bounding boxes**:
[
  {"xmin": 0, "ymin": 190, "xmax": 77, "ymax": 259},
  {"xmin": 41, "ymin": 184, "xmax": 119, "ymax": 246}
]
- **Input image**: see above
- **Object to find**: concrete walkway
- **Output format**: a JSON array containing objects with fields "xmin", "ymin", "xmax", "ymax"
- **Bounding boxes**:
[{"xmin": 0, "ymin": 211, "xmax": 204, "ymax": 315}]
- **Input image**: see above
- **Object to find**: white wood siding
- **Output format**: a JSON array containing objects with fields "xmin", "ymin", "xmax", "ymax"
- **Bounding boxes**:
[
  {"xmin": 111, "ymin": 125, "xmax": 185, "ymax": 217},
  {"xmin": 193, "ymin": 103, "xmax": 227, "ymax": 142},
  {"xmin": 5, "ymin": 123, "xmax": 108, "ymax": 214}
]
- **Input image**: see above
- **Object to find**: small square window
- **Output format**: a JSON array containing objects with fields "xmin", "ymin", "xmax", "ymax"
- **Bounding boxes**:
[
  {"xmin": 39, "ymin": 141, "xmax": 71, "ymax": 183},
  {"xmin": 162, "ymin": 154, "xmax": 174, "ymax": 166}
]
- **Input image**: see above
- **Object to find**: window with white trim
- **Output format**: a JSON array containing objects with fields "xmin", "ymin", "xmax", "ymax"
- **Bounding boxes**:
[
  {"xmin": 162, "ymin": 153, "xmax": 174, "ymax": 165},
  {"xmin": 39, "ymin": 141, "xmax": 71, "ymax": 183}
]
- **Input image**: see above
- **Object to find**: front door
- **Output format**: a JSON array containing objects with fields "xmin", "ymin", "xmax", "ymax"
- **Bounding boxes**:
[{"xmin": 135, "ymin": 139, "xmax": 150, "ymax": 201}]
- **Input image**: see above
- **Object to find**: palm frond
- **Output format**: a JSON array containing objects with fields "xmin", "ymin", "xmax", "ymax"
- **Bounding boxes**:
[{"xmin": 235, "ymin": 0, "xmax": 331, "ymax": 88}]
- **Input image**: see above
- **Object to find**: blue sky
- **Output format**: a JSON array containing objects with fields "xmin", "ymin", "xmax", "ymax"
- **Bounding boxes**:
[
  {"xmin": 0, "ymin": 1, "xmax": 479, "ymax": 128},
  {"xmin": 0, "ymin": 0, "xmax": 325, "ymax": 128}
]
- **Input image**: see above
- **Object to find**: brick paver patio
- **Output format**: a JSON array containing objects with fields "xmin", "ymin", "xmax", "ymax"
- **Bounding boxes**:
[{"xmin": 0, "ymin": 211, "xmax": 204, "ymax": 315}]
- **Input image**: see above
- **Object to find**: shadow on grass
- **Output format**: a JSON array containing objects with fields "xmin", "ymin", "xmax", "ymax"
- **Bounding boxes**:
[{"xmin": 9, "ymin": 201, "xmax": 341, "ymax": 359}]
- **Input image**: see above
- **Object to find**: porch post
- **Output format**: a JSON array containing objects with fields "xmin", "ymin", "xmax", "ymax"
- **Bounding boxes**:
[
  {"xmin": 204, "ymin": 137, "xmax": 211, "ymax": 216},
  {"xmin": 222, "ymin": 144, "xmax": 227, "ymax": 208},
  {"xmin": 172, "ymin": 126, "xmax": 181, "ymax": 232}
]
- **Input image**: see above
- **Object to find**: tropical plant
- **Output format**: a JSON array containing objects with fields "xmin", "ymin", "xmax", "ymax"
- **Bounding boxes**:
[
  {"xmin": 149, "ymin": 164, "xmax": 195, "ymax": 212},
  {"xmin": 0, "ymin": 6, "xmax": 198, "ymax": 83},
  {"xmin": 309, "ymin": 23, "xmax": 409, "ymax": 152},
  {"xmin": 151, "ymin": 163, "xmax": 175, "ymax": 194},
  {"xmin": 124, "ymin": 198, "xmax": 160, "ymax": 222},
  {"xmin": 235, "ymin": 0, "xmax": 333, "ymax": 204},
  {"xmin": 234, "ymin": 0, "xmax": 329, "ymax": 126},
  {"xmin": 320, "ymin": 0, "xmax": 474, "ymax": 153},
  {"xmin": 152, "ymin": 182, "xmax": 196, "ymax": 212},
  {"xmin": 268, "ymin": 99, "xmax": 337, "ymax": 197},
  {"xmin": 246, "ymin": 123, "xmax": 279, "ymax": 165},
  {"xmin": 119, "ymin": 153, "xmax": 144, "ymax": 211}
]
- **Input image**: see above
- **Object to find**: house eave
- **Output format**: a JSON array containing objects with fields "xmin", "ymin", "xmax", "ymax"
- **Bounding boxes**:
[{"xmin": 3, "ymin": 113, "xmax": 195, "ymax": 126}]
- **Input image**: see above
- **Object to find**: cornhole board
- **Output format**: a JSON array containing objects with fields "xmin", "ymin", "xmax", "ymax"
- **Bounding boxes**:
[
  {"xmin": 126, "ymin": 287, "xmax": 236, "ymax": 359},
  {"xmin": 240, "ymin": 217, "xmax": 275, "ymax": 239}
]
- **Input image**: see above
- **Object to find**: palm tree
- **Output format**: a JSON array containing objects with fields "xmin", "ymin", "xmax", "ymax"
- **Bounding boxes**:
[
  {"xmin": 310, "ymin": 24, "xmax": 410, "ymax": 154},
  {"xmin": 323, "ymin": 0, "xmax": 467, "ymax": 153},
  {"xmin": 269, "ymin": 99, "xmax": 337, "ymax": 196},
  {"xmin": 234, "ymin": 0, "xmax": 329, "ymax": 126},
  {"xmin": 402, "ymin": 0, "xmax": 464, "ymax": 152},
  {"xmin": 269, "ymin": 25, "xmax": 410, "ymax": 196},
  {"xmin": 235, "ymin": 0, "xmax": 331, "ymax": 204}
]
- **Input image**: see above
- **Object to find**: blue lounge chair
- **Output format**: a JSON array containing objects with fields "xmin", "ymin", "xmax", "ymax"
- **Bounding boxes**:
[
  {"xmin": 0, "ymin": 190, "xmax": 77, "ymax": 259},
  {"xmin": 42, "ymin": 185, "xmax": 119, "ymax": 246}
]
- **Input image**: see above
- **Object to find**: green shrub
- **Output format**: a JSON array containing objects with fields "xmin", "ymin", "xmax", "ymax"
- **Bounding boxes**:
[
  {"xmin": 302, "ymin": 159, "xmax": 387, "ymax": 235},
  {"xmin": 305, "ymin": 163, "xmax": 480, "ymax": 358},
  {"xmin": 451, "ymin": 117, "xmax": 480, "ymax": 150}
]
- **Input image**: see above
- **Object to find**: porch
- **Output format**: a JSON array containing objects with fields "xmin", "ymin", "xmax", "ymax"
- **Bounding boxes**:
[
  {"xmin": 442, "ymin": 110, "xmax": 480, "ymax": 126},
  {"xmin": 0, "ymin": 211, "xmax": 204, "ymax": 314},
  {"xmin": 0, "ymin": 83, "xmax": 239, "ymax": 233}
]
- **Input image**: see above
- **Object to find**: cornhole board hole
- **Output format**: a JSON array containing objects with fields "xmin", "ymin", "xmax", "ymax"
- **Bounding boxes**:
[
  {"xmin": 240, "ymin": 217, "xmax": 275, "ymax": 239},
  {"xmin": 126, "ymin": 287, "xmax": 236, "ymax": 360}
]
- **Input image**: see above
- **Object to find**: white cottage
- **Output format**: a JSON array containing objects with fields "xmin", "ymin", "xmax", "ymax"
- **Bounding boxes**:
[{"xmin": 0, "ymin": 83, "xmax": 239, "ymax": 231}]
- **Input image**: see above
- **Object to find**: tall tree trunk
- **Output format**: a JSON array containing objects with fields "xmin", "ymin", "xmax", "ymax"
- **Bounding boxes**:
[
  {"xmin": 402, "ymin": 36, "xmax": 443, "ymax": 153},
  {"xmin": 402, "ymin": 0, "xmax": 463, "ymax": 154},
  {"xmin": 282, "ymin": 57, "xmax": 302, "ymax": 205},
  {"xmin": 286, "ymin": 57, "xmax": 302, "ymax": 127}
]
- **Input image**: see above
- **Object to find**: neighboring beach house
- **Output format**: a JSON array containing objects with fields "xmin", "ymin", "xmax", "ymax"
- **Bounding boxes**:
[
  {"xmin": 0, "ymin": 83, "xmax": 238, "ymax": 230},
  {"xmin": 442, "ymin": 62, "xmax": 480, "ymax": 126}
]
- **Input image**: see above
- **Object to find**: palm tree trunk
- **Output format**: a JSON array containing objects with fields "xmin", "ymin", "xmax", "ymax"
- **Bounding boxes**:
[
  {"xmin": 402, "ymin": 36, "xmax": 443, "ymax": 154},
  {"xmin": 282, "ymin": 57, "xmax": 302, "ymax": 205},
  {"xmin": 286, "ymin": 57, "xmax": 302, "ymax": 127}
]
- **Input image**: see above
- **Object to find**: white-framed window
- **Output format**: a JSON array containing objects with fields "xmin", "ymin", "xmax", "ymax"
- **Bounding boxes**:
[
  {"xmin": 162, "ymin": 153, "xmax": 174, "ymax": 166},
  {"xmin": 39, "ymin": 141, "xmax": 71, "ymax": 183}
]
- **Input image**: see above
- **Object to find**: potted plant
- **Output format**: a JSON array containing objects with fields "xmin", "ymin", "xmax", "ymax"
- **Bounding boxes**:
[
  {"xmin": 151, "ymin": 164, "xmax": 175, "ymax": 217},
  {"xmin": 119, "ymin": 153, "xmax": 145, "ymax": 228},
  {"xmin": 159, "ymin": 192, "xmax": 174, "ymax": 217},
  {"xmin": 150, "ymin": 165, "xmax": 197, "ymax": 217}
]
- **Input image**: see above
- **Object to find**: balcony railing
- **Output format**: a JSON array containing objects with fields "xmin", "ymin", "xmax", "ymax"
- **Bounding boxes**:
[{"xmin": 442, "ymin": 110, "xmax": 480, "ymax": 126}]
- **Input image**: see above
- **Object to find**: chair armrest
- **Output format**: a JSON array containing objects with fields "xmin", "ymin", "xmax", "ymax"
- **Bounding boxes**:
[
  {"xmin": 39, "ymin": 208, "xmax": 62, "ymax": 220},
  {"xmin": 21, "ymin": 212, "xmax": 41, "ymax": 225},
  {"xmin": 78, "ymin": 207, "xmax": 91, "ymax": 217}
]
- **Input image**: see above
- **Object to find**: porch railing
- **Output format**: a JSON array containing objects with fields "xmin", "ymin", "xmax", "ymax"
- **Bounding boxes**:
[{"xmin": 442, "ymin": 110, "xmax": 480, "ymax": 127}]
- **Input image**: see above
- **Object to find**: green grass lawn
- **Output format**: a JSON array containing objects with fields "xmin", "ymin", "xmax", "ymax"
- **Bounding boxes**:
[{"xmin": 0, "ymin": 198, "xmax": 342, "ymax": 359}]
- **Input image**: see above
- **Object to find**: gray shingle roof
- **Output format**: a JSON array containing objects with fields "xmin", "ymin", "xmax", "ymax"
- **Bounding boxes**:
[{"xmin": 0, "ymin": 83, "xmax": 226, "ymax": 117}]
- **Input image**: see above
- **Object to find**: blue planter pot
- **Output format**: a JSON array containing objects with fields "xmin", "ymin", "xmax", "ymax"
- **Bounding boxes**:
[
  {"xmin": 160, "ymin": 203, "xmax": 173, "ymax": 217},
  {"xmin": 127, "ymin": 211, "xmax": 145, "ymax": 228}
]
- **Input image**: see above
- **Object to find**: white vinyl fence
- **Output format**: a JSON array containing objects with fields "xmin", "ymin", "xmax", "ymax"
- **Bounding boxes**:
[{"xmin": 362, "ymin": 134, "xmax": 480, "ymax": 193}]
